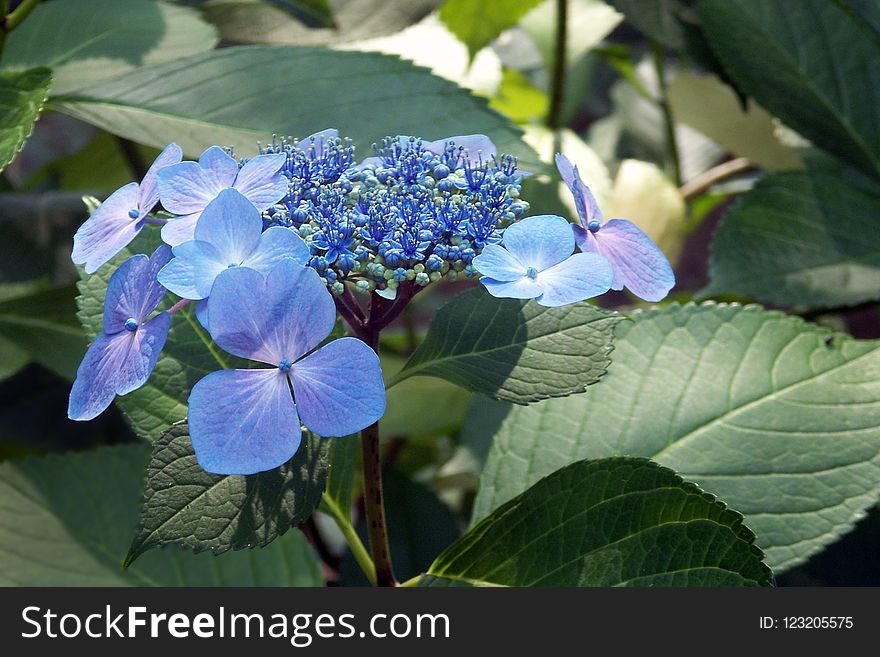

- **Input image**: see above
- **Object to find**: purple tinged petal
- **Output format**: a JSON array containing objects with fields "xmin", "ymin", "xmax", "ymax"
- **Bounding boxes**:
[
  {"xmin": 471, "ymin": 243, "xmax": 525, "ymax": 281},
  {"xmin": 592, "ymin": 219, "xmax": 675, "ymax": 302},
  {"xmin": 501, "ymin": 214, "xmax": 574, "ymax": 271},
  {"xmin": 242, "ymin": 226, "xmax": 310, "ymax": 273},
  {"xmin": 198, "ymin": 145, "xmax": 239, "ymax": 189},
  {"xmin": 195, "ymin": 298, "xmax": 211, "ymax": 332},
  {"xmin": 194, "ymin": 189, "xmax": 262, "ymax": 263},
  {"xmin": 480, "ymin": 276, "xmax": 543, "ymax": 300},
  {"xmin": 103, "ymin": 246, "xmax": 171, "ymax": 333},
  {"xmin": 157, "ymin": 241, "xmax": 226, "ymax": 300},
  {"xmin": 296, "ymin": 128, "xmax": 338, "ymax": 150},
  {"xmin": 353, "ymin": 155, "xmax": 383, "ymax": 172},
  {"xmin": 160, "ymin": 212, "xmax": 201, "ymax": 246},
  {"xmin": 534, "ymin": 252, "xmax": 612, "ymax": 307},
  {"xmin": 188, "ymin": 368, "xmax": 301, "ymax": 475},
  {"xmin": 68, "ymin": 312, "xmax": 170, "ymax": 421},
  {"xmin": 233, "ymin": 153, "xmax": 288, "ymax": 209},
  {"xmin": 138, "ymin": 143, "xmax": 183, "ymax": 212},
  {"xmin": 72, "ymin": 182, "xmax": 140, "ymax": 274},
  {"xmin": 157, "ymin": 146, "xmax": 238, "ymax": 216},
  {"xmin": 290, "ymin": 337, "xmax": 385, "ymax": 437},
  {"xmin": 208, "ymin": 262, "xmax": 335, "ymax": 365},
  {"xmin": 555, "ymin": 153, "xmax": 603, "ymax": 229},
  {"xmin": 426, "ymin": 134, "xmax": 497, "ymax": 160}
]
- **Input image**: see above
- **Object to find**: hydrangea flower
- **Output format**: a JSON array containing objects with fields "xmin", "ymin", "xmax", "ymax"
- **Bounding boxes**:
[
  {"xmin": 158, "ymin": 145, "xmax": 288, "ymax": 246},
  {"xmin": 157, "ymin": 188, "xmax": 309, "ymax": 301},
  {"xmin": 71, "ymin": 143, "xmax": 182, "ymax": 273},
  {"xmin": 556, "ymin": 153, "xmax": 675, "ymax": 302},
  {"xmin": 68, "ymin": 245, "xmax": 172, "ymax": 420},
  {"xmin": 187, "ymin": 260, "xmax": 385, "ymax": 475},
  {"xmin": 473, "ymin": 215, "xmax": 612, "ymax": 307}
]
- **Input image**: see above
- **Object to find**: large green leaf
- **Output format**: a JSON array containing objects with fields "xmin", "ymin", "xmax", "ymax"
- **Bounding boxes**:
[
  {"xmin": 1, "ymin": 0, "xmax": 218, "ymax": 96},
  {"xmin": 472, "ymin": 303, "xmax": 880, "ymax": 572},
  {"xmin": 0, "ymin": 67, "xmax": 51, "ymax": 172},
  {"xmin": 51, "ymin": 45, "xmax": 540, "ymax": 168},
  {"xmin": 439, "ymin": 0, "xmax": 543, "ymax": 59},
  {"xmin": 388, "ymin": 287, "xmax": 622, "ymax": 404},
  {"xmin": 0, "ymin": 445, "xmax": 323, "ymax": 586},
  {"xmin": 127, "ymin": 424, "xmax": 330, "ymax": 563},
  {"xmin": 424, "ymin": 457, "xmax": 771, "ymax": 586},
  {"xmin": 698, "ymin": 0, "xmax": 880, "ymax": 178},
  {"xmin": 701, "ymin": 172, "xmax": 880, "ymax": 308}
]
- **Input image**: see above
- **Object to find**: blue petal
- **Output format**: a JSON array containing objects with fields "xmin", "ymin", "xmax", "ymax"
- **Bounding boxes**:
[
  {"xmin": 290, "ymin": 337, "xmax": 385, "ymax": 436},
  {"xmin": 233, "ymin": 153, "xmax": 288, "ymax": 209},
  {"xmin": 138, "ymin": 143, "xmax": 182, "ymax": 212},
  {"xmin": 555, "ymin": 153, "xmax": 603, "ymax": 229},
  {"xmin": 534, "ymin": 252, "xmax": 612, "ymax": 307},
  {"xmin": 472, "ymin": 243, "xmax": 525, "ymax": 281},
  {"xmin": 198, "ymin": 145, "xmax": 239, "ymax": 189},
  {"xmin": 501, "ymin": 214, "xmax": 574, "ymax": 271},
  {"xmin": 208, "ymin": 261, "xmax": 335, "ymax": 365},
  {"xmin": 593, "ymin": 219, "xmax": 675, "ymax": 302},
  {"xmin": 160, "ymin": 212, "xmax": 201, "ymax": 246},
  {"xmin": 480, "ymin": 276, "xmax": 543, "ymax": 300},
  {"xmin": 193, "ymin": 189, "xmax": 262, "ymax": 263},
  {"xmin": 157, "ymin": 240, "xmax": 225, "ymax": 300},
  {"xmin": 188, "ymin": 368, "xmax": 301, "ymax": 475},
  {"xmin": 103, "ymin": 245, "xmax": 171, "ymax": 333},
  {"xmin": 157, "ymin": 147, "xmax": 237, "ymax": 216},
  {"xmin": 68, "ymin": 312, "xmax": 170, "ymax": 421},
  {"xmin": 195, "ymin": 298, "xmax": 211, "ymax": 332},
  {"xmin": 72, "ymin": 182, "xmax": 140, "ymax": 274},
  {"xmin": 242, "ymin": 226, "xmax": 310, "ymax": 273}
]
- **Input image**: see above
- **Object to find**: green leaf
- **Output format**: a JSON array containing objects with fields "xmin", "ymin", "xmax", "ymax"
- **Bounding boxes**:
[
  {"xmin": 489, "ymin": 68, "xmax": 549, "ymax": 124},
  {"xmin": 439, "ymin": 0, "xmax": 543, "ymax": 59},
  {"xmin": 126, "ymin": 424, "xmax": 330, "ymax": 563},
  {"xmin": 472, "ymin": 302, "xmax": 880, "ymax": 572},
  {"xmin": 0, "ymin": 334, "xmax": 28, "ymax": 381},
  {"xmin": 0, "ymin": 445, "xmax": 323, "ymax": 586},
  {"xmin": 0, "ymin": 67, "xmax": 51, "ymax": 172},
  {"xmin": 1, "ymin": 0, "xmax": 218, "ymax": 96},
  {"xmin": 607, "ymin": 0, "xmax": 693, "ymax": 49},
  {"xmin": 51, "ymin": 45, "xmax": 540, "ymax": 169},
  {"xmin": 319, "ymin": 434, "xmax": 359, "ymax": 522},
  {"xmin": 266, "ymin": 0, "xmax": 335, "ymax": 27},
  {"xmin": 698, "ymin": 0, "xmax": 880, "ymax": 179},
  {"xmin": 701, "ymin": 172, "xmax": 880, "ymax": 308},
  {"xmin": 425, "ymin": 457, "xmax": 771, "ymax": 586},
  {"xmin": 388, "ymin": 287, "xmax": 622, "ymax": 404}
]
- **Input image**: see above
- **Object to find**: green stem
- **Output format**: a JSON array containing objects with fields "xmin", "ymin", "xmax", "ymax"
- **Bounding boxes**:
[
  {"xmin": 324, "ymin": 499, "xmax": 376, "ymax": 585},
  {"xmin": 546, "ymin": 0, "xmax": 568, "ymax": 132},
  {"xmin": 4, "ymin": 0, "xmax": 39, "ymax": 32},
  {"xmin": 650, "ymin": 40, "xmax": 682, "ymax": 187}
]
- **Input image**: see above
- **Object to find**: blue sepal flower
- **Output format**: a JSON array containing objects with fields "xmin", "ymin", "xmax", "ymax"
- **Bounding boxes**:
[
  {"xmin": 72, "ymin": 143, "xmax": 182, "ymax": 274},
  {"xmin": 68, "ymin": 245, "xmax": 173, "ymax": 420},
  {"xmin": 473, "ymin": 215, "xmax": 613, "ymax": 307},
  {"xmin": 187, "ymin": 260, "xmax": 386, "ymax": 475}
]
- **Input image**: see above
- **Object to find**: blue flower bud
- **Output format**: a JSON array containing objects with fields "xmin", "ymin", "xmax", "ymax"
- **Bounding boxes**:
[{"xmin": 426, "ymin": 254, "xmax": 444, "ymax": 271}]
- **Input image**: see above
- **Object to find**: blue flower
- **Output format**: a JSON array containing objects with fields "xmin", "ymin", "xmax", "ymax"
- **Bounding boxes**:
[
  {"xmin": 72, "ymin": 143, "xmax": 182, "ymax": 273},
  {"xmin": 472, "ymin": 215, "xmax": 612, "ymax": 307},
  {"xmin": 157, "ymin": 189, "xmax": 309, "ymax": 301},
  {"xmin": 158, "ymin": 146, "xmax": 288, "ymax": 246},
  {"xmin": 556, "ymin": 153, "xmax": 675, "ymax": 302},
  {"xmin": 187, "ymin": 260, "xmax": 386, "ymax": 475},
  {"xmin": 68, "ymin": 245, "xmax": 173, "ymax": 420}
]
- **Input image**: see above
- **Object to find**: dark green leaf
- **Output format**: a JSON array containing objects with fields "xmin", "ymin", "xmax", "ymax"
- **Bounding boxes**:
[
  {"xmin": 425, "ymin": 457, "xmax": 771, "ymax": 586},
  {"xmin": 127, "ymin": 424, "xmax": 330, "ymax": 563},
  {"xmin": 472, "ymin": 303, "xmax": 880, "ymax": 572},
  {"xmin": 608, "ymin": 0, "xmax": 693, "ymax": 49},
  {"xmin": 0, "ymin": 67, "xmax": 51, "ymax": 172},
  {"xmin": 1, "ymin": 0, "xmax": 218, "ymax": 95},
  {"xmin": 698, "ymin": 0, "xmax": 880, "ymax": 178},
  {"xmin": 51, "ymin": 46, "xmax": 541, "ymax": 169},
  {"xmin": 0, "ymin": 445, "xmax": 323, "ymax": 585},
  {"xmin": 389, "ymin": 287, "xmax": 622, "ymax": 404},
  {"xmin": 439, "ymin": 0, "xmax": 543, "ymax": 59},
  {"xmin": 701, "ymin": 172, "xmax": 880, "ymax": 308}
]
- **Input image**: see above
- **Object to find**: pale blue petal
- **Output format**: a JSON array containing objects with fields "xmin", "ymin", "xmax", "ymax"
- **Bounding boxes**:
[
  {"xmin": 188, "ymin": 368, "xmax": 301, "ymax": 475},
  {"xmin": 208, "ymin": 261, "xmax": 335, "ymax": 365},
  {"xmin": 138, "ymin": 143, "xmax": 182, "ymax": 212},
  {"xmin": 157, "ymin": 241, "xmax": 226, "ymax": 300},
  {"xmin": 555, "ymin": 153, "xmax": 603, "ymax": 229},
  {"xmin": 198, "ymin": 145, "xmax": 239, "ymax": 189},
  {"xmin": 426, "ymin": 134, "xmax": 496, "ymax": 161},
  {"xmin": 375, "ymin": 286, "xmax": 396, "ymax": 300},
  {"xmin": 72, "ymin": 182, "xmax": 140, "ymax": 274},
  {"xmin": 68, "ymin": 312, "xmax": 170, "ymax": 421},
  {"xmin": 160, "ymin": 212, "xmax": 201, "ymax": 246},
  {"xmin": 501, "ymin": 214, "xmax": 574, "ymax": 271},
  {"xmin": 472, "ymin": 243, "xmax": 525, "ymax": 281},
  {"xmin": 158, "ymin": 147, "xmax": 235, "ymax": 215},
  {"xmin": 480, "ymin": 276, "xmax": 543, "ymax": 300},
  {"xmin": 243, "ymin": 226, "xmax": 310, "ymax": 273},
  {"xmin": 534, "ymin": 252, "xmax": 612, "ymax": 307},
  {"xmin": 103, "ymin": 246, "xmax": 171, "ymax": 333},
  {"xmin": 296, "ymin": 128, "xmax": 338, "ymax": 151},
  {"xmin": 233, "ymin": 153, "xmax": 288, "ymax": 209},
  {"xmin": 595, "ymin": 219, "xmax": 675, "ymax": 302},
  {"xmin": 290, "ymin": 337, "xmax": 385, "ymax": 437},
  {"xmin": 193, "ymin": 189, "xmax": 262, "ymax": 263},
  {"xmin": 353, "ymin": 155, "xmax": 383, "ymax": 172}
]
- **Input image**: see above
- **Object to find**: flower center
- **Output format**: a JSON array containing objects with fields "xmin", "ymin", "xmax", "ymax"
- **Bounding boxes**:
[
  {"xmin": 588, "ymin": 220, "xmax": 601, "ymax": 233},
  {"xmin": 278, "ymin": 358, "xmax": 293, "ymax": 373},
  {"xmin": 124, "ymin": 318, "xmax": 139, "ymax": 332},
  {"xmin": 525, "ymin": 266, "xmax": 539, "ymax": 280},
  {"xmin": 128, "ymin": 208, "xmax": 140, "ymax": 219}
]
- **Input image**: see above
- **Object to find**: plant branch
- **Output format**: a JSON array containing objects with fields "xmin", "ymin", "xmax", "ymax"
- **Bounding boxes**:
[
  {"xmin": 328, "ymin": 508, "xmax": 376, "ymax": 585},
  {"xmin": 650, "ymin": 40, "xmax": 682, "ymax": 187},
  {"xmin": 546, "ymin": 0, "xmax": 568, "ymax": 132},
  {"xmin": 679, "ymin": 157, "xmax": 752, "ymax": 200},
  {"xmin": 4, "ymin": 0, "xmax": 39, "ymax": 32}
]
